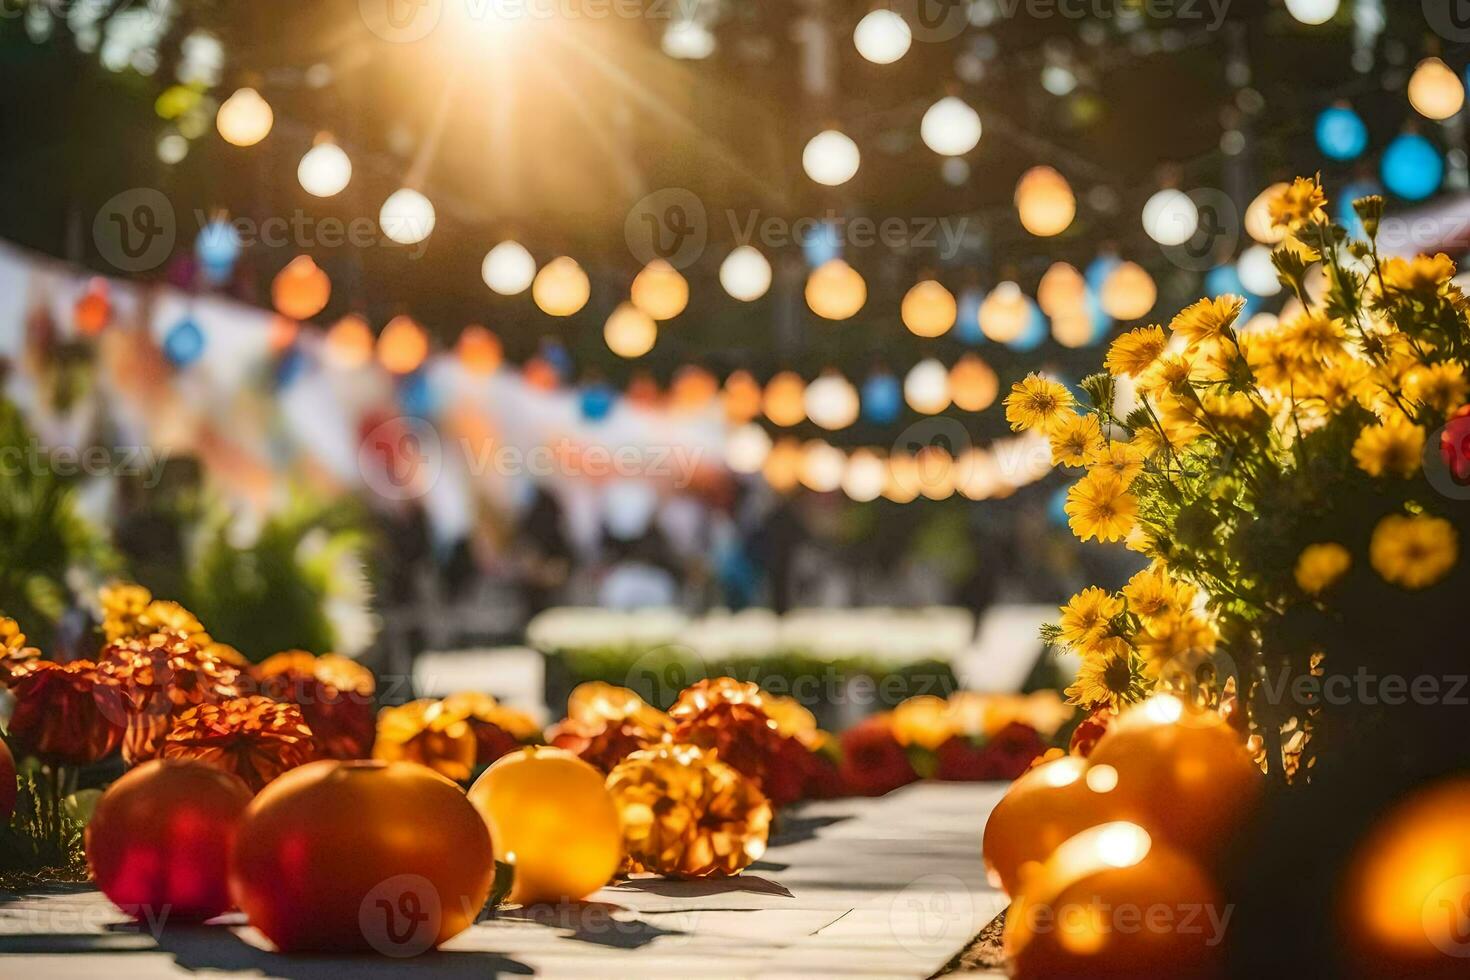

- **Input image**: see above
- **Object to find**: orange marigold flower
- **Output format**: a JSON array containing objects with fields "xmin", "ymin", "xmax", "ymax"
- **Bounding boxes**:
[
  {"xmin": 372, "ymin": 699, "xmax": 479, "ymax": 782},
  {"xmin": 669, "ymin": 678, "xmax": 785, "ymax": 796},
  {"xmin": 100, "ymin": 630, "xmax": 243, "ymax": 765},
  {"xmin": 256, "ymin": 651, "xmax": 376, "ymax": 760},
  {"xmin": 162, "ymin": 696, "xmax": 316, "ymax": 793}
]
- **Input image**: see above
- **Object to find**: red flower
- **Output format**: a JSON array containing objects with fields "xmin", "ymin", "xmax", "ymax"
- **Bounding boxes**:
[
  {"xmin": 761, "ymin": 735, "xmax": 820, "ymax": 806},
  {"xmin": 935, "ymin": 737, "xmax": 994, "ymax": 781},
  {"xmin": 1442, "ymin": 404, "xmax": 1470, "ymax": 486},
  {"xmin": 255, "ymin": 651, "xmax": 376, "ymax": 760},
  {"xmin": 7, "ymin": 661, "xmax": 125, "ymax": 765},
  {"xmin": 549, "ymin": 717, "xmax": 659, "ymax": 773},
  {"xmin": 837, "ymin": 715, "xmax": 916, "ymax": 797},
  {"xmin": 1069, "ymin": 706, "xmax": 1117, "ymax": 758},
  {"xmin": 980, "ymin": 722, "xmax": 1046, "ymax": 781}
]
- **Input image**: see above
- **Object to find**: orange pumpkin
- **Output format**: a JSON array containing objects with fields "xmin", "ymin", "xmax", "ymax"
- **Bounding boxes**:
[
  {"xmin": 1086, "ymin": 695, "xmax": 1261, "ymax": 866},
  {"xmin": 230, "ymin": 759, "xmax": 494, "ymax": 954},
  {"xmin": 86, "ymin": 760, "xmax": 252, "ymax": 921},
  {"xmin": 1006, "ymin": 822, "xmax": 1226, "ymax": 978},
  {"xmin": 467, "ymin": 747, "xmax": 622, "ymax": 905},
  {"xmin": 983, "ymin": 755, "xmax": 1118, "ymax": 896}
]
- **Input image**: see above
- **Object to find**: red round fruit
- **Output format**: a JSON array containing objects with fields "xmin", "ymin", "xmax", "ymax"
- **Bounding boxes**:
[
  {"xmin": 229, "ymin": 759, "xmax": 494, "ymax": 955},
  {"xmin": 86, "ymin": 759, "xmax": 252, "ymax": 921}
]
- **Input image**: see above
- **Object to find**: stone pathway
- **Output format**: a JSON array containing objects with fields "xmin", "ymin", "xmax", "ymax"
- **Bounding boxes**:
[{"xmin": 0, "ymin": 782, "xmax": 1009, "ymax": 978}]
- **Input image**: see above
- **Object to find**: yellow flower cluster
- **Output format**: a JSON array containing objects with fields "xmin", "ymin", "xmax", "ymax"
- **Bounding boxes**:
[
  {"xmin": 1041, "ymin": 175, "xmax": 1467, "ymax": 717},
  {"xmin": 1054, "ymin": 566, "xmax": 1218, "ymax": 710}
]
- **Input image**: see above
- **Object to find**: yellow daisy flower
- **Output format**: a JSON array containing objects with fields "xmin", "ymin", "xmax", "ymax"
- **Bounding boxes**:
[
  {"xmin": 1004, "ymin": 374, "xmax": 1074, "ymax": 432},
  {"xmin": 1380, "ymin": 253, "xmax": 1457, "ymax": 295},
  {"xmin": 1370, "ymin": 514, "xmax": 1459, "ymax": 590},
  {"xmin": 1294, "ymin": 543, "xmax": 1352, "ymax": 595},
  {"xmin": 1047, "ymin": 412, "xmax": 1106, "ymax": 467},
  {"xmin": 1405, "ymin": 362, "xmax": 1469, "ymax": 414},
  {"xmin": 1128, "ymin": 614, "xmax": 1223, "ymax": 667},
  {"xmin": 1123, "ymin": 564, "xmax": 1196, "ymax": 626},
  {"xmin": 1352, "ymin": 417, "xmax": 1426, "ymax": 478},
  {"xmin": 1104, "ymin": 325, "xmax": 1168, "ymax": 378},
  {"xmin": 1170, "ymin": 295, "xmax": 1245, "ymax": 347},
  {"xmin": 1133, "ymin": 612, "xmax": 1219, "ymax": 666},
  {"xmin": 1306, "ymin": 356, "xmax": 1372, "ymax": 410},
  {"xmin": 1269, "ymin": 175, "xmax": 1327, "ymax": 229},
  {"xmin": 1086, "ymin": 440, "xmax": 1146, "ymax": 486},
  {"xmin": 1058, "ymin": 586, "xmax": 1123, "ymax": 650},
  {"xmin": 1064, "ymin": 638, "xmax": 1150, "ymax": 710},
  {"xmin": 1280, "ymin": 311, "xmax": 1346, "ymax": 364},
  {"xmin": 1137, "ymin": 352, "xmax": 1202, "ymax": 398},
  {"xmin": 1065, "ymin": 471, "xmax": 1139, "ymax": 543}
]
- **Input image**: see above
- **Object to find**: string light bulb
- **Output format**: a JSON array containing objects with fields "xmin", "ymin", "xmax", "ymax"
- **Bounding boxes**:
[
  {"xmin": 603, "ymin": 303, "xmax": 657, "ymax": 358},
  {"xmin": 803, "ymin": 130, "xmax": 861, "ymax": 186},
  {"xmin": 1142, "ymin": 188, "xmax": 1198, "ymax": 246},
  {"xmin": 763, "ymin": 372, "xmax": 808, "ymax": 427},
  {"xmin": 379, "ymin": 188, "xmax": 435, "ymax": 245},
  {"xmin": 532, "ymin": 257, "xmax": 591, "ymax": 317},
  {"xmin": 1015, "ymin": 166, "xmax": 1076, "ymax": 238},
  {"xmin": 841, "ymin": 449, "xmax": 887, "ymax": 502},
  {"xmin": 297, "ymin": 137, "xmax": 352, "ymax": 198},
  {"xmin": 481, "ymin": 241, "xmax": 537, "ymax": 295},
  {"xmin": 853, "ymin": 9, "xmax": 911, "ymax": 65},
  {"xmin": 726, "ymin": 423, "xmax": 772, "ymax": 474},
  {"xmin": 271, "ymin": 256, "xmax": 331, "ymax": 321},
  {"xmin": 377, "ymin": 315, "xmax": 429, "ymax": 375},
  {"xmin": 1408, "ymin": 57, "xmax": 1466, "ymax": 121},
  {"xmin": 805, "ymin": 260, "xmax": 867, "ymax": 320},
  {"xmin": 630, "ymin": 260, "xmax": 689, "ymax": 320},
  {"xmin": 1101, "ymin": 262, "xmax": 1158, "ymax": 321},
  {"xmin": 216, "ymin": 87, "xmax": 273, "ymax": 146},
  {"xmin": 1037, "ymin": 262, "xmax": 1086, "ymax": 317},
  {"xmin": 904, "ymin": 359, "xmax": 952, "ymax": 415},
  {"xmin": 979, "ymin": 282, "xmax": 1029, "ymax": 342},
  {"xmin": 920, "ymin": 96, "xmax": 982, "ymax": 156},
  {"xmin": 901, "ymin": 280, "xmax": 957, "ymax": 338},
  {"xmin": 804, "ymin": 371, "xmax": 861, "ymax": 431},
  {"xmin": 1284, "ymin": 0, "xmax": 1339, "ymax": 26},
  {"xmin": 719, "ymin": 246, "xmax": 772, "ymax": 301},
  {"xmin": 949, "ymin": 355, "xmax": 998, "ymax": 412}
]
